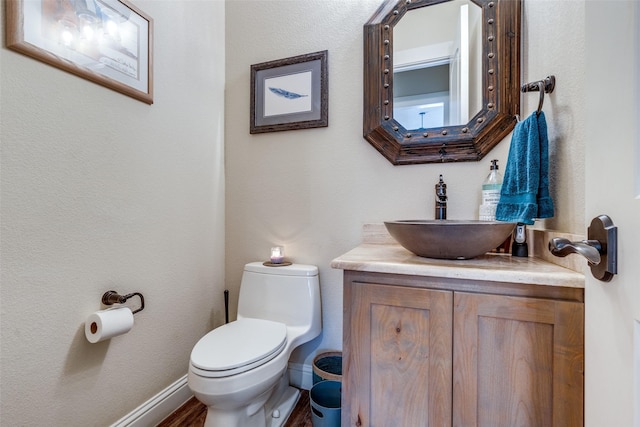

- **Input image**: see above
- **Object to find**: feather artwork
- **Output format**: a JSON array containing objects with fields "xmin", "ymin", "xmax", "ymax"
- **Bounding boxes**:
[{"xmin": 268, "ymin": 87, "xmax": 308, "ymax": 99}]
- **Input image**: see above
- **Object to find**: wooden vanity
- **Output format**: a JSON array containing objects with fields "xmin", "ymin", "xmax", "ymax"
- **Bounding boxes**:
[{"xmin": 332, "ymin": 237, "xmax": 585, "ymax": 427}]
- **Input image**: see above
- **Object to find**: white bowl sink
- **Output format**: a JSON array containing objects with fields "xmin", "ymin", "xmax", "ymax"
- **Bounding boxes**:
[{"xmin": 384, "ymin": 220, "xmax": 516, "ymax": 260}]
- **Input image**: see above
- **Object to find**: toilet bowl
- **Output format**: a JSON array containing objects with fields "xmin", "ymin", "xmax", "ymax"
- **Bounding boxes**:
[{"xmin": 188, "ymin": 262, "xmax": 322, "ymax": 427}]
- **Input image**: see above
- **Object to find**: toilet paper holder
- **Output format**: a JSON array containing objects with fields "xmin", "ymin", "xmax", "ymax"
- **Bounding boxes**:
[{"xmin": 101, "ymin": 291, "xmax": 145, "ymax": 314}]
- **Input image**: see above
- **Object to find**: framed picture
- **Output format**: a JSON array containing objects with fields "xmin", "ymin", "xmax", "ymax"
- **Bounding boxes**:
[
  {"xmin": 5, "ymin": 0, "xmax": 153, "ymax": 104},
  {"xmin": 250, "ymin": 50, "xmax": 328, "ymax": 134}
]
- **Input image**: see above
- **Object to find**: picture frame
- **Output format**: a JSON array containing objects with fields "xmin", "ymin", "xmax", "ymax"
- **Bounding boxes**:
[
  {"xmin": 5, "ymin": 0, "xmax": 153, "ymax": 104},
  {"xmin": 250, "ymin": 50, "xmax": 328, "ymax": 134}
]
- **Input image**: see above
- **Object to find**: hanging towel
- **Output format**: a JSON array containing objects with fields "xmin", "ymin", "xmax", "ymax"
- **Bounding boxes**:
[{"xmin": 496, "ymin": 111, "xmax": 554, "ymax": 225}]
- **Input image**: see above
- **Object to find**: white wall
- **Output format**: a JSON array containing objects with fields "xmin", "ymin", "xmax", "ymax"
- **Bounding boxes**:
[
  {"xmin": 225, "ymin": 0, "xmax": 585, "ymax": 367},
  {"xmin": 0, "ymin": 1, "xmax": 225, "ymax": 425}
]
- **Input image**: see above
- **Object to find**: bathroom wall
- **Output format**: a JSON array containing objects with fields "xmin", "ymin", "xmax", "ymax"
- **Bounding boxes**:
[
  {"xmin": 225, "ymin": 0, "xmax": 585, "ymax": 366},
  {"xmin": 0, "ymin": 1, "xmax": 225, "ymax": 425}
]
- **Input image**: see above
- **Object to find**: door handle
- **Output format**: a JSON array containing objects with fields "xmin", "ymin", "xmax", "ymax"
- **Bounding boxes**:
[
  {"xmin": 548, "ymin": 215, "xmax": 617, "ymax": 282},
  {"xmin": 549, "ymin": 238, "xmax": 601, "ymax": 265}
]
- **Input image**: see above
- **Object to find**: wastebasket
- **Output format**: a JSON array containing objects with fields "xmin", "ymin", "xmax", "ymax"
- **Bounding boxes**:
[
  {"xmin": 310, "ymin": 380, "xmax": 341, "ymax": 427},
  {"xmin": 312, "ymin": 351, "xmax": 342, "ymax": 384}
]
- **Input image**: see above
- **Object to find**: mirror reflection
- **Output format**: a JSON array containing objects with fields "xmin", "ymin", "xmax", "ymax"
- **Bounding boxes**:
[
  {"xmin": 393, "ymin": 0, "xmax": 483, "ymax": 130},
  {"xmin": 363, "ymin": 0, "xmax": 521, "ymax": 165}
]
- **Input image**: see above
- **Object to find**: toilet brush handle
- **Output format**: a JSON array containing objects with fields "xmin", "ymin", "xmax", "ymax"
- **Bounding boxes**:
[{"xmin": 224, "ymin": 290, "xmax": 229, "ymax": 324}]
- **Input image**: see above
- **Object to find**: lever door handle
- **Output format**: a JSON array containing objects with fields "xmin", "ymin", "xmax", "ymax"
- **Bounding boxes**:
[
  {"xmin": 549, "ymin": 238, "xmax": 602, "ymax": 265},
  {"xmin": 548, "ymin": 215, "xmax": 617, "ymax": 282}
]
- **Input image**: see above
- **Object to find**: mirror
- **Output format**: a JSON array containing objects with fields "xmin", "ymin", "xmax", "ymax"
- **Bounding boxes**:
[
  {"xmin": 364, "ymin": 0, "xmax": 521, "ymax": 165},
  {"xmin": 393, "ymin": 1, "xmax": 483, "ymax": 129}
]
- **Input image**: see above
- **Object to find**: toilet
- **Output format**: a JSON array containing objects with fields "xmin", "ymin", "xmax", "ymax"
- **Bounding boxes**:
[{"xmin": 188, "ymin": 262, "xmax": 322, "ymax": 427}]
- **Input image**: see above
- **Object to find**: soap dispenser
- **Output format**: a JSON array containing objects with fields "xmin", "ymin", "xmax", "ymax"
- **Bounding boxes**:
[
  {"xmin": 512, "ymin": 223, "xmax": 529, "ymax": 257},
  {"xmin": 479, "ymin": 159, "xmax": 503, "ymax": 221}
]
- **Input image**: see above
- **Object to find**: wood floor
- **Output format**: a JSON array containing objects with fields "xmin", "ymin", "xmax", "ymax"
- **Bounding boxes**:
[{"xmin": 157, "ymin": 389, "xmax": 312, "ymax": 427}]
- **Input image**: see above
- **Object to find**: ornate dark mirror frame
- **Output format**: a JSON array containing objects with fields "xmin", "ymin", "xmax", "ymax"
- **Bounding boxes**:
[{"xmin": 364, "ymin": 0, "xmax": 521, "ymax": 165}]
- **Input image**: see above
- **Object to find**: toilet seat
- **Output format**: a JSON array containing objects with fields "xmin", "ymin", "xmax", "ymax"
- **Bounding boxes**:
[{"xmin": 190, "ymin": 318, "xmax": 287, "ymax": 378}]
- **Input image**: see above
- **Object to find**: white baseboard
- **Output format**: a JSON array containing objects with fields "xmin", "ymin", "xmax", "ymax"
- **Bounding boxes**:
[
  {"xmin": 111, "ymin": 364, "xmax": 311, "ymax": 426},
  {"xmin": 288, "ymin": 362, "xmax": 313, "ymax": 391},
  {"xmin": 110, "ymin": 374, "xmax": 192, "ymax": 427}
]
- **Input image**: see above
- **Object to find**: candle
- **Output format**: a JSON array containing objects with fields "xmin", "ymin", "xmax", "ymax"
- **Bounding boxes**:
[{"xmin": 270, "ymin": 246, "xmax": 284, "ymax": 264}]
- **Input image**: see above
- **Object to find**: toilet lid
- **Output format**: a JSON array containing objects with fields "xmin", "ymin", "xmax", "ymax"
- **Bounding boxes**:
[{"xmin": 190, "ymin": 318, "xmax": 287, "ymax": 376}]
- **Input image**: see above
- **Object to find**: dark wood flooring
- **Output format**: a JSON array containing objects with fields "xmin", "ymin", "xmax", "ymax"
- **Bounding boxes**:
[{"xmin": 157, "ymin": 389, "xmax": 312, "ymax": 427}]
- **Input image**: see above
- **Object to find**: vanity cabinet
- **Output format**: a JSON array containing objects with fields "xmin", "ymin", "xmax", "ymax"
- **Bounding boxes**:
[{"xmin": 342, "ymin": 270, "xmax": 584, "ymax": 427}]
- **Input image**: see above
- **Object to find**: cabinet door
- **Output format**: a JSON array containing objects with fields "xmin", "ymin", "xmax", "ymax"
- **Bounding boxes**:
[
  {"xmin": 453, "ymin": 292, "xmax": 584, "ymax": 427},
  {"xmin": 344, "ymin": 282, "xmax": 453, "ymax": 427}
]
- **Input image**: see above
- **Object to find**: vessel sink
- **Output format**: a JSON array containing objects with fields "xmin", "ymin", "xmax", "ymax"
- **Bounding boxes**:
[{"xmin": 384, "ymin": 220, "xmax": 516, "ymax": 260}]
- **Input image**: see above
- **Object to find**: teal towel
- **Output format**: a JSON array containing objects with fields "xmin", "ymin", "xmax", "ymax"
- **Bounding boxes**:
[{"xmin": 496, "ymin": 111, "xmax": 554, "ymax": 225}]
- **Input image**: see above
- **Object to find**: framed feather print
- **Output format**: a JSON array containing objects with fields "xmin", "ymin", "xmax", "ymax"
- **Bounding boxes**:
[{"xmin": 250, "ymin": 50, "xmax": 328, "ymax": 134}]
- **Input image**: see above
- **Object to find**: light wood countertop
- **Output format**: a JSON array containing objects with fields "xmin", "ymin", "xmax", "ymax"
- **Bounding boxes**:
[{"xmin": 330, "ymin": 224, "xmax": 585, "ymax": 288}]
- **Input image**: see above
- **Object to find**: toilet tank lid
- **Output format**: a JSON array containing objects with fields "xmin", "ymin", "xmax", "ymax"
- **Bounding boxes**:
[{"xmin": 244, "ymin": 262, "xmax": 318, "ymax": 277}]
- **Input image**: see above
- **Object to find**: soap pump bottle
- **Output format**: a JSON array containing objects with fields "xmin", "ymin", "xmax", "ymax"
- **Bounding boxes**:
[
  {"xmin": 435, "ymin": 174, "xmax": 447, "ymax": 220},
  {"xmin": 479, "ymin": 159, "xmax": 503, "ymax": 221}
]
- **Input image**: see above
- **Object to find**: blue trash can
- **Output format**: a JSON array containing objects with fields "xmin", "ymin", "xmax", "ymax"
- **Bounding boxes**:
[
  {"xmin": 310, "ymin": 380, "xmax": 341, "ymax": 427},
  {"xmin": 312, "ymin": 351, "xmax": 342, "ymax": 384}
]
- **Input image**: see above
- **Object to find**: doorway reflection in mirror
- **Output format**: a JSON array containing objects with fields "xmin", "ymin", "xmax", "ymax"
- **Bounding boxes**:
[{"xmin": 393, "ymin": 0, "xmax": 482, "ymax": 130}]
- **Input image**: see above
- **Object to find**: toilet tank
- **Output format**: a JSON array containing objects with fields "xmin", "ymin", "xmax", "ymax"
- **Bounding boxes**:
[{"xmin": 237, "ymin": 262, "xmax": 321, "ymax": 339}]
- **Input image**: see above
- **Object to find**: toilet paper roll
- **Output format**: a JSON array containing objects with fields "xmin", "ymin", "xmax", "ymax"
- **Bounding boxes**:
[{"xmin": 85, "ymin": 307, "xmax": 134, "ymax": 343}]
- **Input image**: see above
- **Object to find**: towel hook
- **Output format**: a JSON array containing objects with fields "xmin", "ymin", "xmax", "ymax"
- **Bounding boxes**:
[
  {"xmin": 535, "ymin": 81, "xmax": 545, "ymax": 115},
  {"xmin": 521, "ymin": 75, "xmax": 556, "ymax": 116}
]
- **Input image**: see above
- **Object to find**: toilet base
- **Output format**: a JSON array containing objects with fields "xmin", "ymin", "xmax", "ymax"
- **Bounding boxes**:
[
  {"xmin": 266, "ymin": 385, "xmax": 300, "ymax": 427},
  {"xmin": 201, "ymin": 372, "xmax": 300, "ymax": 427}
]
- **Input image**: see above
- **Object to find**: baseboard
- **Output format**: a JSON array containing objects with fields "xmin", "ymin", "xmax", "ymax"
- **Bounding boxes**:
[
  {"xmin": 110, "ymin": 374, "xmax": 192, "ymax": 427},
  {"xmin": 110, "ymin": 365, "xmax": 311, "ymax": 426},
  {"xmin": 288, "ymin": 362, "xmax": 313, "ymax": 390}
]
